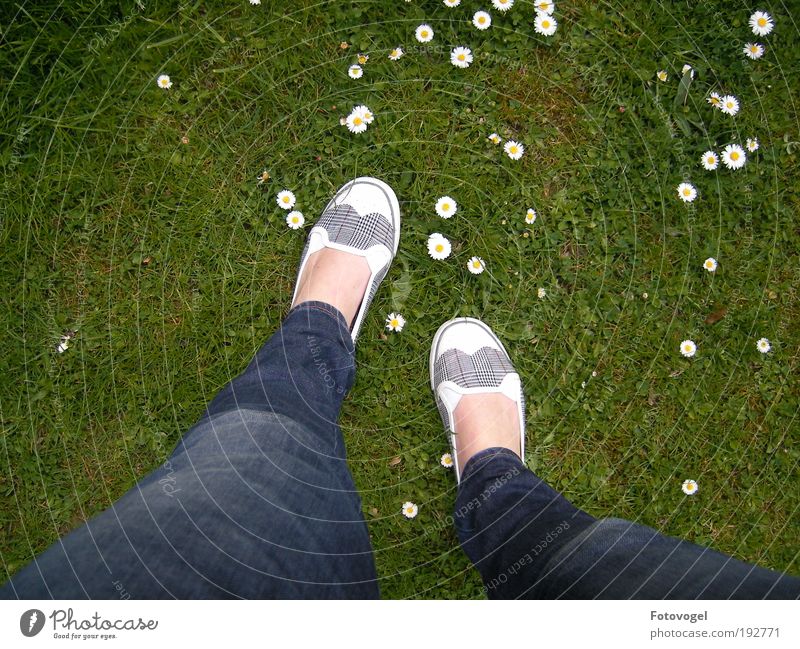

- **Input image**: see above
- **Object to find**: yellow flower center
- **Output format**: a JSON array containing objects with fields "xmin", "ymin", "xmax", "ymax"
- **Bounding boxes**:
[
  {"xmin": 543, "ymin": 20, "xmax": 551, "ymax": 28},
  {"xmin": 353, "ymin": 117, "xmax": 363, "ymax": 125},
  {"xmin": 391, "ymin": 50, "xmax": 398, "ymax": 57},
  {"xmin": 292, "ymin": 217, "xmax": 298, "ymax": 223},
  {"xmin": 751, "ymin": 46, "xmax": 758, "ymax": 53},
  {"xmin": 684, "ymin": 345, "xmax": 692, "ymax": 352},
  {"xmin": 711, "ymin": 97, "xmax": 719, "ymax": 105},
  {"xmin": 473, "ymin": 261, "xmax": 481, "ymax": 268},
  {"xmin": 358, "ymin": 55, "xmax": 367, "ymax": 64},
  {"xmin": 683, "ymin": 188, "xmax": 690, "ymax": 196},
  {"xmin": 479, "ymin": 16, "xmax": 486, "ymax": 23},
  {"xmin": 458, "ymin": 54, "xmax": 465, "ymax": 61},
  {"xmin": 421, "ymin": 30, "xmax": 429, "ymax": 38},
  {"xmin": 442, "ymin": 203, "xmax": 450, "ymax": 210},
  {"xmin": 364, "ymin": 112, "xmax": 372, "ymax": 120},
  {"xmin": 705, "ymin": 261, "xmax": 712, "ymax": 268},
  {"xmin": 510, "ymin": 146, "xmax": 518, "ymax": 153},
  {"xmin": 758, "ymin": 17, "xmax": 766, "ymax": 27},
  {"xmin": 391, "ymin": 319, "xmax": 399, "ymax": 328},
  {"xmin": 435, "ymin": 244, "xmax": 444, "ymax": 253},
  {"xmin": 726, "ymin": 101, "xmax": 733, "ymax": 108},
  {"xmin": 707, "ymin": 156, "xmax": 715, "ymax": 163},
  {"xmin": 406, "ymin": 507, "xmax": 414, "ymax": 514},
  {"xmin": 731, "ymin": 151, "xmax": 739, "ymax": 160},
  {"xmin": 282, "ymin": 196, "xmax": 290, "ymax": 203}
]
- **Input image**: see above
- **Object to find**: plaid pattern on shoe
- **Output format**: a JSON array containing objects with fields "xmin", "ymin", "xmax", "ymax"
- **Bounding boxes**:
[{"xmin": 433, "ymin": 346, "xmax": 524, "ymax": 432}]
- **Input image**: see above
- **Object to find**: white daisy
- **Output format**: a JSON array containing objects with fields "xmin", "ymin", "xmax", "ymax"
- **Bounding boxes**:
[
  {"xmin": 249, "ymin": 0, "xmax": 260, "ymax": 4},
  {"xmin": 537, "ymin": 287, "xmax": 546, "ymax": 299},
  {"xmin": 534, "ymin": 11, "xmax": 558, "ymax": 36},
  {"xmin": 703, "ymin": 257, "xmax": 717, "ymax": 272},
  {"xmin": 386, "ymin": 312, "xmax": 406, "ymax": 332},
  {"xmin": 444, "ymin": 0, "xmax": 461, "ymax": 6},
  {"xmin": 357, "ymin": 53, "xmax": 369, "ymax": 65},
  {"xmin": 428, "ymin": 233, "xmax": 452, "ymax": 260},
  {"xmin": 707, "ymin": 92, "xmax": 721, "ymax": 109},
  {"xmin": 276, "ymin": 190, "xmax": 296, "ymax": 209},
  {"xmin": 680, "ymin": 340, "xmax": 697, "ymax": 358},
  {"xmin": 415, "ymin": 24, "xmax": 434, "ymax": 43},
  {"xmin": 348, "ymin": 64, "xmax": 363, "ymax": 79},
  {"xmin": 746, "ymin": 137, "xmax": 759, "ymax": 152},
  {"xmin": 467, "ymin": 256, "xmax": 486, "ymax": 274},
  {"xmin": 525, "ymin": 208, "xmax": 537, "ymax": 224},
  {"xmin": 701, "ymin": 151, "xmax": 718, "ymax": 170},
  {"xmin": 440, "ymin": 453, "xmax": 454, "ymax": 468},
  {"xmin": 681, "ymin": 64, "xmax": 695, "ymax": 79},
  {"xmin": 743, "ymin": 42, "xmax": 764, "ymax": 60},
  {"xmin": 56, "ymin": 336, "xmax": 70, "ymax": 353},
  {"xmin": 488, "ymin": 132, "xmax": 502, "ymax": 144},
  {"xmin": 756, "ymin": 337, "xmax": 771, "ymax": 353},
  {"xmin": 721, "ymin": 143, "xmax": 746, "ymax": 170},
  {"xmin": 504, "ymin": 140, "xmax": 524, "ymax": 160},
  {"xmin": 435, "ymin": 196, "xmax": 457, "ymax": 219},
  {"xmin": 681, "ymin": 479, "xmax": 698, "ymax": 496},
  {"xmin": 345, "ymin": 111, "xmax": 368, "ymax": 134},
  {"xmin": 353, "ymin": 104, "xmax": 374, "ymax": 124},
  {"xmin": 286, "ymin": 211, "xmax": 304, "ymax": 230},
  {"xmin": 719, "ymin": 94, "xmax": 740, "ymax": 116},
  {"xmin": 402, "ymin": 501, "xmax": 418, "ymax": 519},
  {"xmin": 656, "ymin": 70, "xmax": 668, "ymax": 82},
  {"xmin": 451, "ymin": 46, "xmax": 473, "ymax": 69},
  {"xmin": 389, "ymin": 46, "xmax": 404, "ymax": 61},
  {"xmin": 677, "ymin": 182, "xmax": 697, "ymax": 202},
  {"xmin": 749, "ymin": 11, "xmax": 774, "ymax": 37},
  {"xmin": 491, "ymin": 0, "xmax": 514, "ymax": 12},
  {"xmin": 533, "ymin": 1, "xmax": 554, "ymax": 14},
  {"xmin": 156, "ymin": 74, "xmax": 172, "ymax": 89},
  {"xmin": 473, "ymin": 11, "xmax": 492, "ymax": 30}
]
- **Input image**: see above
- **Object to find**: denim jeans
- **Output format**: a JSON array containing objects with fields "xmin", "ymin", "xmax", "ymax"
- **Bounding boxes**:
[
  {"xmin": 456, "ymin": 448, "xmax": 800, "ymax": 599},
  {"xmin": 3, "ymin": 301, "xmax": 799, "ymax": 599}
]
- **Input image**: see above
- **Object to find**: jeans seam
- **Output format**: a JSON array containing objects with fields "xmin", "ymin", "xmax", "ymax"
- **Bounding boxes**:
[{"xmin": 460, "ymin": 447, "xmax": 522, "ymax": 483}]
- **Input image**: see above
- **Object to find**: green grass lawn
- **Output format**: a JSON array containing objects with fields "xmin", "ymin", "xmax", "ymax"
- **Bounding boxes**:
[{"xmin": 1, "ymin": 0, "xmax": 799, "ymax": 598}]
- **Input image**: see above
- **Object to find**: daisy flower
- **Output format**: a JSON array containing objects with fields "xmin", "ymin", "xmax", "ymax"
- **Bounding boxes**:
[
  {"xmin": 491, "ymin": 0, "xmax": 514, "ymax": 12},
  {"xmin": 444, "ymin": 0, "xmax": 461, "ymax": 6},
  {"xmin": 525, "ymin": 208, "xmax": 537, "ymax": 224},
  {"xmin": 534, "ymin": 0, "xmax": 554, "ymax": 13},
  {"xmin": 348, "ymin": 64, "xmax": 363, "ymax": 79},
  {"xmin": 473, "ymin": 11, "xmax": 492, "ymax": 30},
  {"xmin": 681, "ymin": 479, "xmax": 698, "ymax": 496},
  {"xmin": 286, "ymin": 211, "xmax": 304, "ymax": 229},
  {"xmin": 451, "ymin": 46, "xmax": 473, "ymax": 69},
  {"xmin": 743, "ymin": 42, "xmax": 764, "ymax": 60},
  {"xmin": 488, "ymin": 132, "xmax": 502, "ymax": 144},
  {"xmin": 249, "ymin": 0, "xmax": 260, "ymax": 4},
  {"xmin": 388, "ymin": 46, "xmax": 404, "ymax": 61},
  {"xmin": 680, "ymin": 340, "xmax": 697, "ymax": 358},
  {"xmin": 353, "ymin": 104, "xmax": 374, "ymax": 124},
  {"xmin": 701, "ymin": 151, "xmax": 718, "ymax": 171},
  {"xmin": 357, "ymin": 53, "xmax": 369, "ymax": 65},
  {"xmin": 537, "ymin": 287, "xmax": 546, "ymax": 299},
  {"xmin": 440, "ymin": 453, "xmax": 454, "ymax": 469},
  {"xmin": 345, "ymin": 111, "xmax": 368, "ymax": 134},
  {"xmin": 681, "ymin": 64, "xmax": 695, "ymax": 79},
  {"xmin": 719, "ymin": 95, "xmax": 740, "ymax": 116},
  {"xmin": 435, "ymin": 196, "xmax": 457, "ymax": 218},
  {"xmin": 721, "ymin": 144, "xmax": 746, "ymax": 170},
  {"xmin": 504, "ymin": 140, "xmax": 524, "ymax": 160},
  {"xmin": 386, "ymin": 312, "xmax": 406, "ymax": 332},
  {"xmin": 703, "ymin": 257, "xmax": 717, "ymax": 272},
  {"xmin": 415, "ymin": 24, "xmax": 434, "ymax": 43},
  {"xmin": 656, "ymin": 70, "xmax": 668, "ymax": 82},
  {"xmin": 677, "ymin": 182, "xmax": 697, "ymax": 202},
  {"xmin": 402, "ymin": 502, "xmax": 418, "ymax": 519},
  {"xmin": 749, "ymin": 11, "xmax": 774, "ymax": 36},
  {"xmin": 156, "ymin": 74, "xmax": 172, "ymax": 89},
  {"xmin": 756, "ymin": 337, "xmax": 771, "ymax": 354},
  {"xmin": 534, "ymin": 11, "xmax": 558, "ymax": 36},
  {"xmin": 746, "ymin": 137, "xmax": 759, "ymax": 152},
  {"xmin": 707, "ymin": 92, "xmax": 721, "ymax": 108},
  {"xmin": 428, "ymin": 233, "xmax": 452, "ymax": 260},
  {"xmin": 276, "ymin": 190, "xmax": 296, "ymax": 210},
  {"xmin": 467, "ymin": 256, "xmax": 486, "ymax": 275}
]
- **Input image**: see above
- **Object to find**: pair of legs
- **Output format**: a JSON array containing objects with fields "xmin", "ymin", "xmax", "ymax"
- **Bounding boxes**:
[{"xmin": 3, "ymin": 184, "xmax": 799, "ymax": 599}]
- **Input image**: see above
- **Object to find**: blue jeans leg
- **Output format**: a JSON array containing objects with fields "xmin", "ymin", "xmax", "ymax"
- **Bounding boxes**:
[
  {"xmin": 1, "ymin": 301, "xmax": 379, "ymax": 599},
  {"xmin": 455, "ymin": 448, "xmax": 800, "ymax": 599}
]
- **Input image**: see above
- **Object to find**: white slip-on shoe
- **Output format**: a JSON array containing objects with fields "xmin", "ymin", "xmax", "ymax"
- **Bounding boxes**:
[
  {"xmin": 291, "ymin": 176, "xmax": 401, "ymax": 342},
  {"xmin": 430, "ymin": 317, "xmax": 526, "ymax": 482}
]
